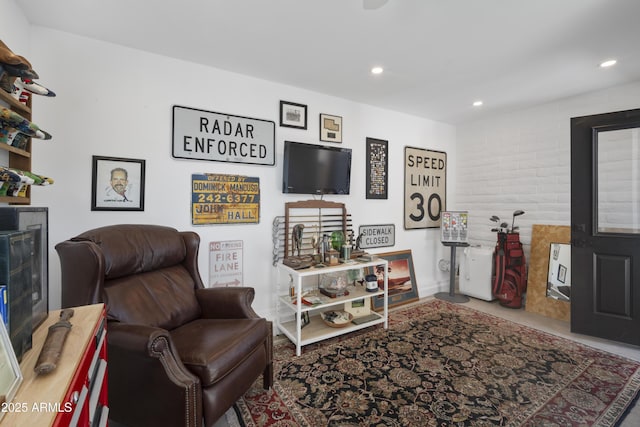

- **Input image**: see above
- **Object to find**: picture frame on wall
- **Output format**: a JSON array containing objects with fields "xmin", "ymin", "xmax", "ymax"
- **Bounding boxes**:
[
  {"xmin": 369, "ymin": 249, "xmax": 419, "ymax": 311},
  {"xmin": 91, "ymin": 155, "xmax": 146, "ymax": 211},
  {"xmin": 0, "ymin": 319, "xmax": 23, "ymax": 417},
  {"xmin": 366, "ymin": 137, "xmax": 388, "ymax": 199},
  {"xmin": 279, "ymin": 101, "xmax": 307, "ymax": 129},
  {"xmin": 319, "ymin": 113, "xmax": 342, "ymax": 143}
]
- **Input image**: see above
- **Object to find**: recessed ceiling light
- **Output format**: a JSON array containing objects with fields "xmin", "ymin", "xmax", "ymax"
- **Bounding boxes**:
[
  {"xmin": 472, "ymin": 100, "xmax": 483, "ymax": 107},
  {"xmin": 371, "ymin": 66, "xmax": 384, "ymax": 75},
  {"xmin": 600, "ymin": 59, "xmax": 617, "ymax": 68}
]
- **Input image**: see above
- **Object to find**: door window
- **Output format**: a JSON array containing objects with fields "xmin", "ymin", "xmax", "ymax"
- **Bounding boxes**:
[{"xmin": 596, "ymin": 127, "xmax": 640, "ymax": 234}]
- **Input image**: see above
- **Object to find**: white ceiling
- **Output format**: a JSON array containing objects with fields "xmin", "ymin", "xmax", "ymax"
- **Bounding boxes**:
[{"xmin": 15, "ymin": 0, "xmax": 640, "ymax": 124}]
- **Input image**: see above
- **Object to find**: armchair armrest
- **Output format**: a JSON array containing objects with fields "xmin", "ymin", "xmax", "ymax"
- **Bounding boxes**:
[
  {"xmin": 195, "ymin": 287, "xmax": 260, "ymax": 319},
  {"xmin": 107, "ymin": 322, "xmax": 202, "ymax": 427}
]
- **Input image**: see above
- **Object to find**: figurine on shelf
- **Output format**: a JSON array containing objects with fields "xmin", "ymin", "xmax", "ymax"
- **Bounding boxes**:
[{"xmin": 292, "ymin": 224, "xmax": 304, "ymax": 257}]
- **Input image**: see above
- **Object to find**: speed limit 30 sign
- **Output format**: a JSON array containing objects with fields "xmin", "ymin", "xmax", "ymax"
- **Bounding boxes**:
[{"xmin": 404, "ymin": 147, "xmax": 446, "ymax": 229}]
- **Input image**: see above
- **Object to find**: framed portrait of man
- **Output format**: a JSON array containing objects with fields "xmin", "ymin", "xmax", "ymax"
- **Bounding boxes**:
[{"xmin": 91, "ymin": 155, "xmax": 146, "ymax": 211}]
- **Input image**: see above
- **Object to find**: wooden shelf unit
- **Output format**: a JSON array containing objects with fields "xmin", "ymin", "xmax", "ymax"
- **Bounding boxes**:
[{"xmin": 0, "ymin": 89, "xmax": 32, "ymax": 205}]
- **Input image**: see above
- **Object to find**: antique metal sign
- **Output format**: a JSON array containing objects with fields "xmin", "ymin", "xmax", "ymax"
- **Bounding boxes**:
[
  {"xmin": 357, "ymin": 224, "xmax": 395, "ymax": 249},
  {"xmin": 209, "ymin": 240, "xmax": 243, "ymax": 287},
  {"xmin": 173, "ymin": 105, "xmax": 275, "ymax": 166},
  {"xmin": 404, "ymin": 147, "xmax": 446, "ymax": 229},
  {"xmin": 191, "ymin": 173, "xmax": 260, "ymax": 225}
]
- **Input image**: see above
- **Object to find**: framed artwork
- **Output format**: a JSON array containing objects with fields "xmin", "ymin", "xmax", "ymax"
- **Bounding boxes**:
[
  {"xmin": 279, "ymin": 101, "xmax": 307, "ymax": 129},
  {"xmin": 369, "ymin": 249, "xmax": 419, "ymax": 310},
  {"xmin": 0, "ymin": 319, "xmax": 22, "ymax": 417},
  {"xmin": 319, "ymin": 113, "xmax": 342, "ymax": 143},
  {"xmin": 366, "ymin": 137, "xmax": 388, "ymax": 199},
  {"xmin": 91, "ymin": 155, "xmax": 146, "ymax": 211},
  {"xmin": 404, "ymin": 146, "xmax": 446, "ymax": 229}
]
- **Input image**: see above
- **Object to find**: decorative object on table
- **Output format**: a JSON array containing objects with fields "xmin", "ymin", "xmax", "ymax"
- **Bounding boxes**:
[
  {"xmin": 279, "ymin": 200, "xmax": 351, "ymax": 263},
  {"xmin": 343, "ymin": 297, "xmax": 371, "ymax": 318},
  {"xmin": 320, "ymin": 310, "xmax": 353, "ymax": 328},
  {"xmin": 291, "ymin": 224, "xmax": 304, "ymax": 256},
  {"xmin": 366, "ymin": 137, "xmax": 388, "ymax": 199},
  {"xmin": 365, "ymin": 274, "xmax": 379, "ymax": 292},
  {"xmin": 325, "ymin": 248, "xmax": 339, "ymax": 266},
  {"xmin": 330, "ymin": 230, "xmax": 345, "ymax": 251},
  {"xmin": 91, "ymin": 155, "xmax": 145, "ymax": 211},
  {"xmin": 368, "ymin": 249, "xmax": 419, "ymax": 310},
  {"xmin": 319, "ymin": 113, "xmax": 342, "ymax": 143},
  {"xmin": 279, "ymin": 100, "xmax": 307, "ymax": 129},
  {"xmin": 404, "ymin": 146, "xmax": 446, "ymax": 229},
  {"xmin": 319, "ymin": 272, "xmax": 349, "ymax": 298},
  {"xmin": 282, "ymin": 255, "xmax": 315, "ymax": 270},
  {"xmin": 34, "ymin": 308, "xmax": 74, "ymax": 375},
  {"xmin": 238, "ymin": 299, "xmax": 640, "ymax": 426},
  {"xmin": 300, "ymin": 311, "xmax": 310, "ymax": 329},
  {"xmin": 340, "ymin": 244, "xmax": 352, "ymax": 261}
]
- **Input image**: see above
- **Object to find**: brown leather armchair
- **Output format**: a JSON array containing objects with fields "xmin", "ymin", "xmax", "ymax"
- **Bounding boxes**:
[{"xmin": 55, "ymin": 224, "xmax": 273, "ymax": 427}]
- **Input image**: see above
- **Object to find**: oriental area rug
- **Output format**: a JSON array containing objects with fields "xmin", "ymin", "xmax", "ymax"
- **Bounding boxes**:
[{"xmin": 236, "ymin": 299, "xmax": 640, "ymax": 426}]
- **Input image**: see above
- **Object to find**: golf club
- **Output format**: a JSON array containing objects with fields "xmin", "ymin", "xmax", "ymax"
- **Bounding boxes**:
[{"xmin": 511, "ymin": 210, "xmax": 525, "ymax": 232}]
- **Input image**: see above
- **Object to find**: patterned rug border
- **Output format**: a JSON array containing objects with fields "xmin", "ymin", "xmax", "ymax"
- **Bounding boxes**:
[{"xmin": 237, "ymin": 298, "xmax": 640, "ymax": 426}]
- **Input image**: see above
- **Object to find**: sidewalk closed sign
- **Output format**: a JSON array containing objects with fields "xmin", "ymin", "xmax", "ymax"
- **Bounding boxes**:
[{"xmin": 173, "ymin": 105, "xmax": 275, "ymax": 166}]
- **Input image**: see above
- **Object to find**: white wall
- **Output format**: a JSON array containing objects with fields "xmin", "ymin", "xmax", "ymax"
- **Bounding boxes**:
[
  {"xmin": 455, "ymin": 81, "xmax": 640, "ymax": 258},
  {"xmin": 2, "ymin": 18, "xmax": 456, "ymax": 316}
]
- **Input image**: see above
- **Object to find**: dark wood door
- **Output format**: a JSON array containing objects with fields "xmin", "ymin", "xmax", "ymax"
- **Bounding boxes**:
[{"xmin": 570, "ymin": 108, "xmax": 640, "ymax": 346}]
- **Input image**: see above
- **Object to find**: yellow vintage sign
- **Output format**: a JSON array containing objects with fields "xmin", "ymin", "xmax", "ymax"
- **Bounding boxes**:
[{"xmin": 191, "ymin": 173, "xmax": 260, "ymax": 225}]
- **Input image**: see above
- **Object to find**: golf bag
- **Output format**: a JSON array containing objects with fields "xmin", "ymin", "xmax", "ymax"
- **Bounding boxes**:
[{"xmin": 492, "ymin": 231, "xmax": 527, "ymax": 308}]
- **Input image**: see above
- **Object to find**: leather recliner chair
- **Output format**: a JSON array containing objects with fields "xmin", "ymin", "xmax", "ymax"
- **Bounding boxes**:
[{"xmin": 55, "ymin": 224, "xmax": 273, "ymax": 427}]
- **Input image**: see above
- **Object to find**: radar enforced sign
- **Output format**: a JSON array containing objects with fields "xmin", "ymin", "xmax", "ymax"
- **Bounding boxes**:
[{"xmin": 192, "ymin": 173, "xmax": 260, "ymax": 225}]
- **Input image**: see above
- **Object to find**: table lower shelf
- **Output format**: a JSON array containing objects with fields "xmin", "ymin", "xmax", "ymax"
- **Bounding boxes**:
[{"xmin": 277, "ymin": 311, "xmax": 386, "ymax": 355}]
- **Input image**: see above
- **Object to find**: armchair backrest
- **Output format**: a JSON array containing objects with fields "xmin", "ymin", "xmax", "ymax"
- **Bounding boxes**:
[{"xmin": 56, "ymin": 224, "xmax": 205, "ymax": 329}]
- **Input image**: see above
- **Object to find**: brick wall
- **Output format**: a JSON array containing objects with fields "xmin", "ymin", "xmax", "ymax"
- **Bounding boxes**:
[{"xmin": 455, "ymin": 81, "xmax": 640, "ymax": 258}]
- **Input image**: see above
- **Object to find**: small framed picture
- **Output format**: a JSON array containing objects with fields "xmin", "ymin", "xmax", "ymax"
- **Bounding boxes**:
[
  {"xmin": 91, "ymin": 155, "xmax": 146, "ymax": 211},
  {"xmin": 301, "ymin": 311, "xmax": 310, "ymax": 328},
  {"xmin": 320, "ymin": 114, "xmax": 342, "ymax": 143},
  {"xmin": 0, "ymin": 320, "xmax": 22, "ymax": 418},
  {"xmin": 279, "ymin": 101, "xmax": 307, "ymax": 129}
]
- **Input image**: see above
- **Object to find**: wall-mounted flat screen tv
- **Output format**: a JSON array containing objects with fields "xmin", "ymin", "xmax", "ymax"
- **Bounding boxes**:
[{"xmin": 282, "ymin": 141, "xmax": 352, "ymax": 195}]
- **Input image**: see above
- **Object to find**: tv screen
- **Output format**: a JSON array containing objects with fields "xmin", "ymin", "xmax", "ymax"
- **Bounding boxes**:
[{"xmin": 282, "ymin": 141, "xmax": 352, "ymax": 195}]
